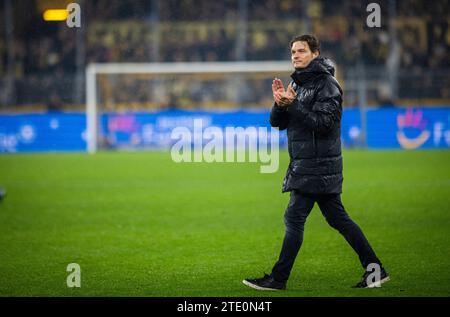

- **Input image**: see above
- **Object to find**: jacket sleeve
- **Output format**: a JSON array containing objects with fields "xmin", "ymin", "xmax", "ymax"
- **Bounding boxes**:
[
  {"xmin": 269, "ymin": 103, "xmax": 290, "ymax": 131},
  {"xmin": 291, "ymin": 79, "xmax": 342, "ymax": 134}
]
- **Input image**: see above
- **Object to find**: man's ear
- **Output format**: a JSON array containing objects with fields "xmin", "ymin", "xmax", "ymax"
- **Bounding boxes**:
[{"xmin": 313, "ymin": 51, "xmax": 319, "ymax": 59}]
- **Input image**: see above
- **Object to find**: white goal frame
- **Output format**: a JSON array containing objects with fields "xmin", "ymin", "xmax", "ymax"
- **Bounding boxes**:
[{"xmin": 85, "ymin": 61, "xmax": 292, "ymax": 153}]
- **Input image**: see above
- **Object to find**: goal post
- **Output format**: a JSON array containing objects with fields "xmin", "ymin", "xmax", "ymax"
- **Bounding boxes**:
[{"xmin": 85, "ymin": 61, "xmax": 293, "ymax": 153}]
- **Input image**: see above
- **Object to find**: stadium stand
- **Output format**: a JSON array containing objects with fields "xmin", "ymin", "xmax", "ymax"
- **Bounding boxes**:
[{"xmin": 0, "ymin": 0, "xmax": 449, "ymax": 110}]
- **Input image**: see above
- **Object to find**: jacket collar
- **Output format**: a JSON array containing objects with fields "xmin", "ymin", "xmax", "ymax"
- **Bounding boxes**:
[{"xmin": 290, "ymin": 56, "xmax": 336, "ymax": 86}]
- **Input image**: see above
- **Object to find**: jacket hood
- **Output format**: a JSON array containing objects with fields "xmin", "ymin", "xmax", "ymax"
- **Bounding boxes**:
[{"xmin": 291, "ymin": 56, "xmax": 336, "ymax": 85}]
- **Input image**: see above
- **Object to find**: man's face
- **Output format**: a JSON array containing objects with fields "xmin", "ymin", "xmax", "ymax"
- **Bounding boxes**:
[{"xmin": 291, "ymin": 41, "xmax": 319, "ymax": 69}]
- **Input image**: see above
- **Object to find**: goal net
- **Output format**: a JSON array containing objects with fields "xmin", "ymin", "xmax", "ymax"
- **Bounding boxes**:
[{"xmin": 85, "ymin": 61, "xmax": 292, "ymax": 153}]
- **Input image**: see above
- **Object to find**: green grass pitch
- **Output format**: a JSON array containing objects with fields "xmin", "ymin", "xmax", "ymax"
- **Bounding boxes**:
[{"xmin": 0, "ymin": 150, "xmax": 449, "ymax": 297}]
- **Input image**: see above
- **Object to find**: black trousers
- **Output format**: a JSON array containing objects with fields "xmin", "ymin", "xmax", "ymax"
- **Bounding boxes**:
[{"xmin": 271, "ymin": 190, "xmax": 382, "ymax": 283}]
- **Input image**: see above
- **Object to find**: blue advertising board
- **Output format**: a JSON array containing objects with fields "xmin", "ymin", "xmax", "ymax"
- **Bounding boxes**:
[
  {"xmin": 0, "ymin": 112, "xmax": 86, "ymax": 152},
  {"xmin": 366, "ymin": 108, "xmax": 449, "ymax": 149},
  {"xmin": 99, "ymin": 110, "xmax": 287, "ymax": 150},
  {"xmin": 0, "ymin": 108, "xmax": 449, "ymax": 153}
]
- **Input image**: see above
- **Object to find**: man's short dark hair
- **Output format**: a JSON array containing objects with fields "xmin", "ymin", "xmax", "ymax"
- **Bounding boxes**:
[{"xmin": 290, "ymin": 35, "xmax": 320, "ymax": 54}]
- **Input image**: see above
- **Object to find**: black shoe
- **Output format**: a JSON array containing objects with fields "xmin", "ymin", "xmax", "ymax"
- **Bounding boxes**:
[
  {"xmin": 353, "ymin": 267, "xmax": 390, "ymax": 288},
  {"xmin": 243, "ymin": 273, "xmax": 286, "ymax": 291}
]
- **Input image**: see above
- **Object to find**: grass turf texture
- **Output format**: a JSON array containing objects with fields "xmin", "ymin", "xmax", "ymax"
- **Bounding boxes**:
[{"xmin": 0, "ymin": 150, "xmax": 449, "ymax": 297}]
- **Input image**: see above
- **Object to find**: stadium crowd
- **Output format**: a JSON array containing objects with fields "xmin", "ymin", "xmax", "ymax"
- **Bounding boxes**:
[{"xmin": 0, "ymin": 0, "xmax": 449, "ymax": 109}]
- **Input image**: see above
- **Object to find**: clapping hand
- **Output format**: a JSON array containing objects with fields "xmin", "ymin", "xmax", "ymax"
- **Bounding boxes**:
[{"xmin": 272, "ymin": 78, "xmax": 297, "ymax": 107}]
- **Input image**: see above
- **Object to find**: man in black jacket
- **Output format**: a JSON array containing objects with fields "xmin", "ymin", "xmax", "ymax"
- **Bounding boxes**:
[{"xmin": 243, "ymin": 35, "xmax": 389, "ymax": 290}]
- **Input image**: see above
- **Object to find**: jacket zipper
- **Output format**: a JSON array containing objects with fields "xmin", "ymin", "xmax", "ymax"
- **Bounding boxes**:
[{"xmin": 312, "ymin": 131, "xmax": 317, "ymax": 157}]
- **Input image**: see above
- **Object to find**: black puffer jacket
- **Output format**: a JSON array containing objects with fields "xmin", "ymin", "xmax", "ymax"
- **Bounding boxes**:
[{"xmin": 270, "ymin": 56, "xmax": 343, "ymax": 194}]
